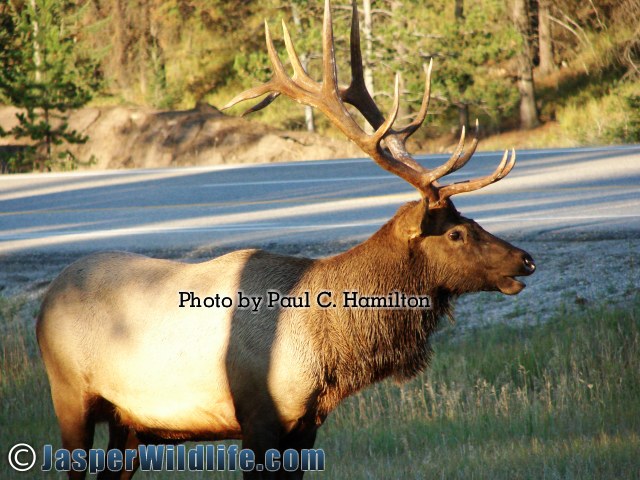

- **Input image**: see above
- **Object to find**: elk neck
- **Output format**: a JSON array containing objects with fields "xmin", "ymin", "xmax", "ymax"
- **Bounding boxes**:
[{"xmin": 304, "ymin": 214, "xmax": 453, "ymax": 411}]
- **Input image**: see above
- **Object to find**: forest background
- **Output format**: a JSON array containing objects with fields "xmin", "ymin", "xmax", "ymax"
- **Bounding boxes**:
[{"xmin": 0, "ymin": 0, "xmax": 639, "ymax": 171}]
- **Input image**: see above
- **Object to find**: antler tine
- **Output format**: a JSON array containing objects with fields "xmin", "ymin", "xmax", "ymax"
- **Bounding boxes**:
[
  {"xmin": 437, "ymin": 148, "xmax": 516, "ymax": 202},
  {"xmin": 321, "ymin": 0, "xmax": 339, "ymax": 96},
  {"xmin": 222, "ymin": 81, "xmax": 277, "ymax": 112},
  {"xmin": 264, "ymin": 20, "xmax": 298, "ymax": 93},
  {"xmin": 346, "ymin": 0, "xmax": 365, "ymax": 91},
  {"xmin": 424, "ymin": 117, "xmax": 483, "ymax": 188},
  {"xmin": 222, "ymin": 21, "xmax": 296, "ymax": 113},
  {"xmin": 239, "ymin": 92, "xmax": 281, "ymax": 116},
  {"xmin": 397, "ymin": 59, "xmax": 433, "ymax": 140},
  {"xmin": 226, "ymin": 0, "xmax": 369, "ymax": 148},
  {"xmin": 422, "ymin": 125, "xmax": 467, "ymax": 188},
  {"xmin": 497, "ymin": 148, "xmax": 516, "ymax": 179},
  {"xmin": 226, "ymin": 0, "xmax": 520, "ymax": 201},
  {"xmin": 225, "ymin": 17, "xmax": 327, "ymax": 115},
  {"xmin": 446, "ymin": 118, "xmax": 480, "ymax": 174},
  {"xmin": 340, "ymin": 0, "xmax": 386, "ymax": 129},
  {"xmin": 281, "ymin": 20, "xmax": 317, "ymax": 91},
  {"xmin": 372, "ymin": 74, "xmax": 400, "ymax": 143},
  {"xmin": 338, "ymin": 0, "xmax": 433, "ymax": 177}
]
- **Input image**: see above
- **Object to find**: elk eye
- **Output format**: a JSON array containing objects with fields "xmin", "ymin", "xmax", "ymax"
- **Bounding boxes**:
[{"xmin": 448, "ymin": 230, "xmax": 462, "ymax": 241}]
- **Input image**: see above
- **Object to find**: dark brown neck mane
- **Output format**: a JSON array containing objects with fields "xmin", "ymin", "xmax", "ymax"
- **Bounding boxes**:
[{"xmin": 308, "ymin": 213, "xmax": 453, "ymax": 413}]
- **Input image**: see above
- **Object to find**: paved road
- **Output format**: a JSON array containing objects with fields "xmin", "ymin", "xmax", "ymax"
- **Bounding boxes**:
[{"xmin": 0, "ymin": 145, "xmax": 639, "ymax": 255}]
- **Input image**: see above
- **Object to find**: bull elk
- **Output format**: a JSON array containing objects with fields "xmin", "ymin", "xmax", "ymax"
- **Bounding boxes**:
[{"xmin": 36, "ymin": 1, "xmax": 536, "ymax": 478}]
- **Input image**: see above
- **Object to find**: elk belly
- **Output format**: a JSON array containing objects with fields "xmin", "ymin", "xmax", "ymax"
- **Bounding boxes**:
[{"xmin": 89, "ymin": 308, "xmax": 242, "ymax": 436}]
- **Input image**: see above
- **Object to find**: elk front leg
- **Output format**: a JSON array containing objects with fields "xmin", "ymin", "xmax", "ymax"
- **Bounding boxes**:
[
  {"xmin": 276, "ymin": 426, "xmax": 319, "ymax": 480},
  {"xmin": 239, "ymin": 416, "xmax": 283, "ymax": 480}
]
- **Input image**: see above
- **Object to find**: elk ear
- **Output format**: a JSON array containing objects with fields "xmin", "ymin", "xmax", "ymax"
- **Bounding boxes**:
[{"xmin": 396, "ymin": 200, "xmax": 429, "ymax": 239}]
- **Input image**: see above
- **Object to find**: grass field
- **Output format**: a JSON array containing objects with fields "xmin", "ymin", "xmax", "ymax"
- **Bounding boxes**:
[{"xmin": 1, "ymin": 295, "xmax": 638, "ymax": 479}]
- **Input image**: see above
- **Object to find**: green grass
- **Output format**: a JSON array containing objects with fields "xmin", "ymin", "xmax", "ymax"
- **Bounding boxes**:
[
  {"xmin": 321, "ymin": 296, "xmax": 640, "ymax": 479},
  {"xmin": 1, "ymin": 295, "xmax": 639, "ymax": 478}
]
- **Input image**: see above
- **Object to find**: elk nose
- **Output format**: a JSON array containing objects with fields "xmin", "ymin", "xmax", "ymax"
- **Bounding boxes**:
[{"xmin": 522, "ymin": 253, "xmax": 536, "ymax": 274}]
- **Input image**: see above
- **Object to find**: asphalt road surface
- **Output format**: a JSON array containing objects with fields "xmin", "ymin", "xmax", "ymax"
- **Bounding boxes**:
[{"xmin": 1, "ymin": 145, "xmax": 639, "ymax": 255}]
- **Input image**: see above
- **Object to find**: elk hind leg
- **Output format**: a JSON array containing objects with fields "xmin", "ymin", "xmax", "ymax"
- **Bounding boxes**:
[
  {"xmin": 96, "ymin": 418, "xmax": 140, "ymax": 480},
  {"xmin": 50, "ymin": 387, "xmax": 96, "ymax": 480}
]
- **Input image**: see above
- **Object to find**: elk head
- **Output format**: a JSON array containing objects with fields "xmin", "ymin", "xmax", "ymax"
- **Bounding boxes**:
[{"xmin": 223, "ymin": 0, "xmax": 535, "ymax": 297}]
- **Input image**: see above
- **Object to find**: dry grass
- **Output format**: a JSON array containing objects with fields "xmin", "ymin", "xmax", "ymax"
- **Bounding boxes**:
[{"xmin": 417, "ymin": 121, "xmax": 579, "ymax": 155}]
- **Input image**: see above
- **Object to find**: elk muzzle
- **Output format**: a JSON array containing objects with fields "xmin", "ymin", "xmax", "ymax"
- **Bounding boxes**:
[{"xmin": 495, "ymin": 249, "xmax": 536, "ymax": 295}]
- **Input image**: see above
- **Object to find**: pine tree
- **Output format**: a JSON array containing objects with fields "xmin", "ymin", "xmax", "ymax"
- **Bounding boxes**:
[
  {"xmin": 409, "ymin": 0, "xmax": 520, "ymax": 133},
  {"xmin": 0, "ymin": 0, "xmax": 99, "ymax": 172}
]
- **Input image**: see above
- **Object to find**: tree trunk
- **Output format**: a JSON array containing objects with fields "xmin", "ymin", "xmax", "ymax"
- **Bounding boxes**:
[
  {"xmin": 454, "ymin": 0, "xmax": 468, "ymax": 133},
  {"xmin": 112, "ymin": 0, "xmax": 130, "ymax": 92},
  {"xmin": 363, "ymin": 0, "xmax": 374, "ymax": 133},
  {"xmin": 458, "ymin": 103, "xmax": 469, "ymax": 133},
  {"xmin": 29, "ymin": 0, "xmax": 42, "ymax": 83},
  {"xmin": 538, "ymin": 0, "xmax": 556, "ymax": 75},
  {"xmin": 301, "ymin": 56, "xmax": 315, "ymax": 132},
  {"xmin": 512, "ymin": 0, "xmax": 539, "ymax": 129},
  {"xmin": 455, "ymin": 0, "xmax": 464, "ymax": 21},
  {"xmin": 138, "ymin": 1, "xmax": 150, "ymax": 100},
  {"xmin": 391, "ymin": 1, "xmax": 410, "ymax": 124},
  {"xmin": 44, "ymin": 106, "xmax": 51, "ymax": 169},
  {"xmin": 29, "ymin": 0, "xmax": 47, "ymax": 168}
]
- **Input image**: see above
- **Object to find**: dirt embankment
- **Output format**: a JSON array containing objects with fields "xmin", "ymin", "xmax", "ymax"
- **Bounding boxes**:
[{"xmin": 0, "ymin": 104, "xmax": 362, "ymax": 170}]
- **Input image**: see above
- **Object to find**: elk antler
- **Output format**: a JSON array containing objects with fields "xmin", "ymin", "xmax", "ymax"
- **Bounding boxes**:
[{"xmin": 222, "ymin": 0, "xmax": 516, "ymax": 208}]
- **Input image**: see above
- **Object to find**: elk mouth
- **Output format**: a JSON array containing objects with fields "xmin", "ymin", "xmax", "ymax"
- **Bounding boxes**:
[
  {"xmin": 496, "ymin": 253, "xmax": 535, "ymax": 295},
  {"xmin": 497, "ymin": 276, "xmax": 526, "ymax": 295}
]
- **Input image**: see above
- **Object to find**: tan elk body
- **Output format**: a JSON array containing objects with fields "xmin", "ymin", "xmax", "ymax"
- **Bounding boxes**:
[{"xmin": 37, "ymin": 1, "xmax": 536, "ymax": 478}]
